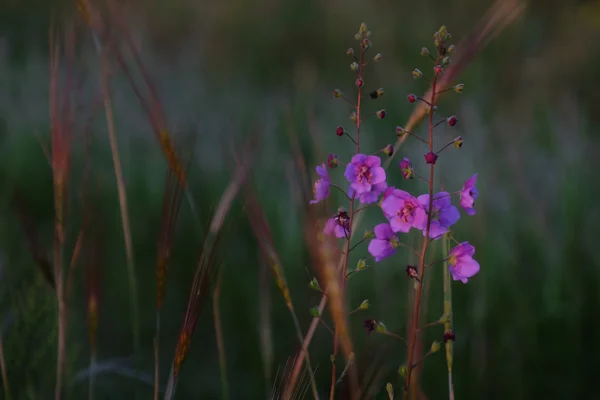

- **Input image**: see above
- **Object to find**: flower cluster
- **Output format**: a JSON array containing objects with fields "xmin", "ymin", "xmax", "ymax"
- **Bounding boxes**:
[{"xmin": 309, "ymin": 24, "xmax": 480, "ymax": 283}]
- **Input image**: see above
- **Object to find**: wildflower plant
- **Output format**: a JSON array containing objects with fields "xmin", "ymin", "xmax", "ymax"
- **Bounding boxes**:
[{"xmin": 308, "ymin": 23, "xmax": 481, "ymax": 399}]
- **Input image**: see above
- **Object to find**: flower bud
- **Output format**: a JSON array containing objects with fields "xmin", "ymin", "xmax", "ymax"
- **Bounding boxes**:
[
  {"xmin": 424, "ymin": 151, "xmax": 438, "ymax": 164},
  {"xmin": 434, "ymin": 65, "xmax": 442, "ymax": 75},
  {"xmin": 366, "ymin": 30, "xmax": 372, "ymax": 38},
  {"xmin": 412, "ymin": 68, "xmax": 424, "ymax": 79},
  {"xmin": 406, "ymin": 264, "xmax": 418, "ymax": 278},
  {"xmin": 407, "ymin": 94, "xmax": 417, "ymax": 103},
  {"xmin": 363, "ymin": 230, "xmax": 375, "ymax": 239},
  {"xmin": 421, "ymin": 47, "xmax": 430, "ymax": 56},
  {"xmin": 399, "ymin": 158, "xmax": 414, "ymax": 179},
  {"xmin": 398, "ymin": 364, "xmax": 408, "ymax": 377},
  {"xmin": 361, "ymin": 38, "xmax": 371, "ymax": 49},
  {"xmin": 346, "ymin": 47, "xmax": 355, "ymax": 57},
  {"xmin": 382, "ymin": 144, "xmax": 394, "ymax": 157},
  {"xmin": 327, "ymin": 153, "xmax": 339, "ymax": 168},
  {"xmin": 375, "ymin": 321, "xmax": 388, "ymax": 333},
  {"xmin": 373, "ymin": 53, "xmax": 383, "ymax": 62},
  {"xmin": 438, "ymin": 25, "xmax": 448, "ymax": 38},
  {"xmin": 369, "ymin": 88, "xmax": 384, "ymax": 99},
  {"xmin": 442, "ymin": 56, "xmax": 451, "ymax": 66},
  {"xmin": 425, "ymin": 105, "xmax": 438, "ymax": 115},
  {"xmin": 309, "ymin": 278, "xmax": 320, "ymax": 291},
  {"xmin": 443, "ymin": 330, "xmax": 456, "ymax": 342},
  {"xmin": 333, "ymin": 89, "xmax": 342, "ymax": 98},
  {"xmin": 350, "ymin": 62, "xmax": 359, "ymax": 72},
  {"xmin": 395, "ymin": 126, "xmax": 406, "ymax": 137},
  {"xmin": 447, "ymin": 44, "xmax": 456, "ymax": 53},
  {"xmin": 355, "ymin": 78, "xmax": 364, "ymax": 87},
  {"xmin": 359, "ymin": 23, "xmax": 368, "ymax": 35},
  {"xmin": 358, "ymin": 299, "xmax": 370, "ymax": 310},
  {"xmin": 453, "ymin": 83, "xmax": 464, "ymax": 93},
  {"xmin": 430, "ymin": 340, "xmax": 441, "ymax": 354},
  {"xmin": 350, "ymin": 111, "xmax": 357, "ymax": 123},
  {"xmin": 453, "ymin": 136, "xmax": 463, "ymax": 149},
  {"xmin": 447, "ymin": 115, "xmax": 457, "ymax": 127},
  {"xmin": 354, "ymin": 33, "xmax": 361, "ymax": 40},
  {"xmin": 355, "ymin": 258, "xmax": 369, "ymax": 271},
  {"xmin": 336, "ymin": 126, "xmax": 344, "ymax": 136},
  {"xmin": 376, "ymin": 109, "xmax": 386, "ymax": 120},
  {"xmin": 310, "ymin": 307, "xmax": 320, "ymax": 317}
]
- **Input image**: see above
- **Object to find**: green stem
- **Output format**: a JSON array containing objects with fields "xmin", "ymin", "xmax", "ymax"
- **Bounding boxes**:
[{"xmin": 443, "ymin": 233, "xmax": 455, "ymax": 400}]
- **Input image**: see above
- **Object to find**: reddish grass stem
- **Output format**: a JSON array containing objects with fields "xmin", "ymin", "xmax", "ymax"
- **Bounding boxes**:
[{"xmin": 403, "ymin": 56, "xmax": 441, "ymax": 400}]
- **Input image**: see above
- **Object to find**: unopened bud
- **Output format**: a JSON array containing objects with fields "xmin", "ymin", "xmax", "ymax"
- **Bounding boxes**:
[
  {"xmin": 407, "ymin": 94, "xmax": 417, "ymax": 103},
  {"xmin": 398, "ymin": 365, "xmax": 409, "ymax": 377},
  {"xmin": 376, "ymin": 109, "xmax": 386, "ymax": 120},
  {"xmin": 443, "ymin": 330, "xmax": 456, "ymax": 342},
  {"xmin": 421, "ymin": 47, "xmax": 430, "ymax": 56},
  {"xmin": 373, "ymin": 53, "xmax": 382, "ymax": 62},
  {"xmin": 361, "ymin": 38, "xmax": 371, "ymax": 49},
  {"xmin": 406, "ymin": 265, "xmax": 418, "ymax": 278},
  {"xmin": 309, "ymin": 278, "xmax": 320, "ymax": 291},
  {"xmin": 347, "ymin": 47, "xmax": 355, "ymax": 57},
  {"xmin": 363, "ymin": 230, "xmax": 375, "ymax": 239},
  {"xmin": 424, "ymin": 151, "xmax": 438, "ymax": 164},
  {"xmin": 336, "ymin": 126, "xmax": 344, "ymax": 136},
  {"xmin": 412, "ymin": 68, "xmax": 424, "ymax": 79},
  {"xmin": 350, "ymin": 62, "xmax": 359, "ymax": 72},
  {"xmin": 447, "ymin": 115, "xmax": 457, "ymax": 127},
  {"xmin": 453, "ymin": 136, "xmax": 463, "ymax": 148},
  {"xmin": 350, "ymin": 111, "xmax": 358, "ymax": 123},
  {"xmin": 438, "ymin": 25, "xmax": 448, "ymax": 38},
  {"xmin": 430, "ymin": 340, "xmax": 441, "ymax": 353},
  {"xmin": 355, "ymin": 258, "xmax": 369, "ymax": 271},
  {"xmin": 366, "ymin": 30, "xmax": 372, "ymax": 37},
  {"xmin": 359, "ymin": 23, "xmax": 368, "ymax": 35},
  {"xmin": 453, "ymin": 83, "xmax": 464, "ymax": 94},
  {"xmin": 369, "ymin": 88, "xmax": 384, "ymax": 99},
  {"xmin": 375, "ymin": 321, "xmax": 388, "ymax": 333},
  {"xmin": 434, "ymin": 65, "xmax": 442, "ymax": 75},
  {"xmin": 395, "ymin": 126, "xmax": 406, "ymax": 137},
  {"xmin": 447, "ymin": 44, "xmax": 456, "ymax": 53},
  {"xmin": 358, "ymin": 299, "xmax": 370, "ymax": 310},
  {"xmin": 355, "ymin": 78, "xmax": 364, "ymax": 87},
  {"xmin": 327, "ymin": 153, "xmax": 339, "ymax": 168},
  {"xmin": 333, "ymin": 89, "xmax": 342, "ymax": 98},
  {"xmin": 442, "ymin": 56, "xmax": 451, "ymax": 66},
  {"xmin": 382, "ymin": 144, "xmax": 394, "ymax": 157},
  {"xmin": 310, "ymin": 307, "xmax": 320, "ymax": 317},
  {"xmin": 425, "ymin": 105, "xmax": 438, "ymax": 115},
  {"xmin": 354, "ymin": 33, "xmax": 361, "ymax": 40}
]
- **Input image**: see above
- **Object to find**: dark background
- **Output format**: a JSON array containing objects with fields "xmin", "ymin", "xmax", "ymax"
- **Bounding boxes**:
[{"xmin": 1, "ymin": 0, "xmax": 599, "ymax": 398}]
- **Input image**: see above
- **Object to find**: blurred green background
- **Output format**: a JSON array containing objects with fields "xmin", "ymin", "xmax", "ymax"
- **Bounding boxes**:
[{"xmin": 1, "ymin": 0, "xmax": 600, "ymax": 399}]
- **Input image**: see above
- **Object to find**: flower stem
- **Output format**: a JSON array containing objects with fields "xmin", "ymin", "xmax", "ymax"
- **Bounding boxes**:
[
  {"xmin": 404, "ymin": 55, "xmax": 441, "ymax": 400},
  {"xmin": 443, "ymin": 233, "xmax": 455, "ymax": 400}
]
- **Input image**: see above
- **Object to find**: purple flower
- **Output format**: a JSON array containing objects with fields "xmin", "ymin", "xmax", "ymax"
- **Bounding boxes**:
[
  {"xmin": 323, "ymin": 209, "xmax": 350, "ymax": 238},
  {"xmin": 310, "ymin": 164, "xmax": 331, "ymax": 204},
  {"xmin": 399, "ymin": 158, "xmax": 414, "ymax": 179},
  {"xmin": 460, "ymin": 174, "xmax": 479, "ymax": 215},
  {"xmin": 349, "ymin": 182, "xmax": 388, "ymax": 204},
  {"xmin": 324, "ymin": 217, "xmax": 346, "ymax": 238},
  {"xmin": 367, "ymin": 223, "xmax": 400, "ymax": 262},
  {"xmin": 381, "ymin": 188, "xmax": 426, "ymax": 233},
  {"xmin": 417, "ymin": 192, "xmax": 460, "ymax": 239},
  {"xmin": 448, "ymin": 242, "xmax": 480, "ymax": 283},
  {"xmin": 344, "ymin": 154, "xmax": 386, "ymax": 197}
]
